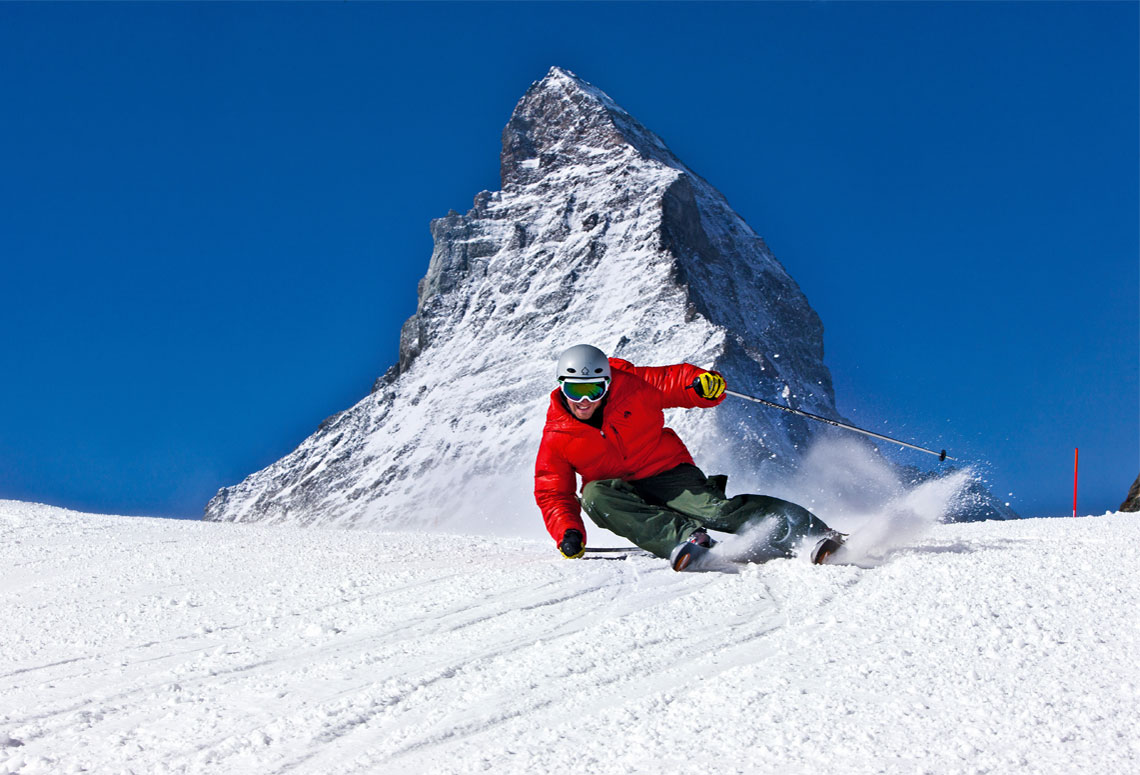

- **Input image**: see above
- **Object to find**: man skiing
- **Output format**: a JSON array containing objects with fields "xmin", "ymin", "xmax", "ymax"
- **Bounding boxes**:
[{"xmin": 534, "ymin": 344, "xmax": 845, "ymax": 571}]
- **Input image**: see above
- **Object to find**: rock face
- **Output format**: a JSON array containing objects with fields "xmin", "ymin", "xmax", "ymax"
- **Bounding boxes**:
[
  {"xmin": 1122, "ymin": 475, "xmax": 1140, "ymax": 512},
  {"xmin": 205, "ymin": 67, "xmax": 1009, "ymax": 532}
]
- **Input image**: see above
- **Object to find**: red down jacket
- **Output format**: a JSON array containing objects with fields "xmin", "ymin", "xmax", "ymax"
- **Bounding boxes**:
[{"xmin": 534, "ymin": 358, "xmax": 725, "ymax": 544}]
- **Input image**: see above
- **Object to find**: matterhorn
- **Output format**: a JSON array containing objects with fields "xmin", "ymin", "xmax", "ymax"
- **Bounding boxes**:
[{"xmin": 206, "ymin": 67, "xmax": 987, "ymax": 533}]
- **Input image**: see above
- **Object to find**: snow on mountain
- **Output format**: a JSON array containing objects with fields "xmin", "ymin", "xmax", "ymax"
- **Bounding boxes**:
[{"xmin": 2, "ymin": 500, "xmax": 1136, "ymax": 774}]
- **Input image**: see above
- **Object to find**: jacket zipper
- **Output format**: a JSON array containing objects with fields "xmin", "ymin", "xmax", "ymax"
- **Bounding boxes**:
[{"xmin": 606, "ymin": 424, "xmax": 629, "ymax": 461}]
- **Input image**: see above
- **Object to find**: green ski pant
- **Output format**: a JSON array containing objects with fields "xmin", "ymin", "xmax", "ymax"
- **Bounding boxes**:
[{"xmin": 580, "ymin": 463, "xmax": 832, "ymax": 560}]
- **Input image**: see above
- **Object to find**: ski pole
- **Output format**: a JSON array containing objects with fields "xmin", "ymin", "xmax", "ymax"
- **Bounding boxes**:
[{"xmin": 721, "ymin": 388, "xmax": 954, "ymax": 462}]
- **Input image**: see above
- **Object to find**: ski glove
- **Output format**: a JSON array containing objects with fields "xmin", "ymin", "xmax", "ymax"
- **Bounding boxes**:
[
  {"xmin": 693, "ymin": 371, "xmax": 726, "ymax": 400},
  {"xmin": 559, "ymin": 529, "xmax": 585, "ymax": 559}
]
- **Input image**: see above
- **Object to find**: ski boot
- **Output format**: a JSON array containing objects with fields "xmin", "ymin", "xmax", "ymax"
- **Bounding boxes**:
[
  {"xmin": 810, "ymin": 530, "xmax": 848, "ymax": 565},
  {"xmin": 670, "ymin": 528, "xmax": 715, "ymax": 572}
]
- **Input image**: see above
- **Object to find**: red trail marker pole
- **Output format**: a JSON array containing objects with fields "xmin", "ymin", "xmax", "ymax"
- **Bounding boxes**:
[{"xmin": 1072, "ymin": 448, "xmax": 1079, "ymax": 518}]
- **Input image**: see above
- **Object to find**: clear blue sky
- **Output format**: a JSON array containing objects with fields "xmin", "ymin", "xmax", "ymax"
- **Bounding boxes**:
[{"xmin": 1, "ymin": 2, "xmax": 1136, "ymax": 520}]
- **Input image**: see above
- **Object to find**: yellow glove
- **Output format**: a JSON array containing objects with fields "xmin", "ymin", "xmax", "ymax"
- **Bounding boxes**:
[{"xmin": 695, "ymin": 372, "xmax": 726, "ymax": 400}]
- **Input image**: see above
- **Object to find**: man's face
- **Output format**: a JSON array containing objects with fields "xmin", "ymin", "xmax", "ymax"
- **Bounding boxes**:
[
  {"xmin": 567, "ymin": 396, "xmax": 601, "ymax": 421},
  {"xmin": 560, "ymin": 377, "xmax": 609, "ymax": 421}
]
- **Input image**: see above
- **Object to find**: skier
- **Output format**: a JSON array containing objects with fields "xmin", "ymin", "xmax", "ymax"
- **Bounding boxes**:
[{"xmin": 534, "ymin": 344, "xmax": 845, "ymax": 571}]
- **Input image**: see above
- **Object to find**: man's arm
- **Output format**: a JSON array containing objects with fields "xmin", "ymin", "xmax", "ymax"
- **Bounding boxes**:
[
  {"xmin": 629, "ymin": 362, "xmax": 727, "ymax": 410},
  {"xmin": 534, "ymin": 436, "xmax": 587, "ymax": 552}
]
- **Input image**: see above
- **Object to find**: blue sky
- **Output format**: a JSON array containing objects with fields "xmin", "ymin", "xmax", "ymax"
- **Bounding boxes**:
[{"xmin": 1, "ymin": 2, "xmax": 1136, "ymax": 520}]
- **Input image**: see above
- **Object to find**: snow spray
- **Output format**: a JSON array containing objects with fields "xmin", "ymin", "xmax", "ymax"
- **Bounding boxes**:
[{"xmin": 758, "ymin": 437, "xmax": 975, "ymax": 566}]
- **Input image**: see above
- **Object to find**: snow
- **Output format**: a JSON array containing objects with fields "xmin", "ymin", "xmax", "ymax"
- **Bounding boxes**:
[{"xmin": 2, "ymin": 500, "xmax": 1137, "ymax": 774}]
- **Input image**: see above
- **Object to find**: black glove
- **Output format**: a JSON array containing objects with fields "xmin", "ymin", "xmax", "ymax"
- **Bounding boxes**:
[
  {"xmin": 693, "ymin": 371, "xmax": 726, "ymax": 400},
  {"xmin": 559, "ymin": 529, "xmax": 585, "ymax": 559}
]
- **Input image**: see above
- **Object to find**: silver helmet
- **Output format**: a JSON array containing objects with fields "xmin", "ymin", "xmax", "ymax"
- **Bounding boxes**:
[{"xmin": 556, "ymin": 344, "xmax": 611, "ymax": 381}]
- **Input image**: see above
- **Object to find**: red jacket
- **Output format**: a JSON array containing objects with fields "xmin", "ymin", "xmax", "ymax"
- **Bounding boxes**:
[{"xmin": 534, "ymin": 358, "xmax": 724, "ymax": 544}]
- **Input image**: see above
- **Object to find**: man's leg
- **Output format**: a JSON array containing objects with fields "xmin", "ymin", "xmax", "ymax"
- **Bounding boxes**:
[
  {"xmin": 632, "ymin": 464, "xmax": 833, "ymax": 560},
  {"xmin": 580, "ymin": 478, "xmax": 703, "ymax": 559}
]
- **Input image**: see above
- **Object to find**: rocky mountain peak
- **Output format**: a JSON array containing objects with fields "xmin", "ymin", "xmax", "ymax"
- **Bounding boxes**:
[{"xmin": 501, "ymin": 67, "xmax": 681, "ymax": 188}]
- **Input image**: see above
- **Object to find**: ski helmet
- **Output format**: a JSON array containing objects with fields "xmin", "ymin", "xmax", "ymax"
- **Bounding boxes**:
[{"xmin": 556, "ymin": 344, "xmax": 611, "ymax": 381}]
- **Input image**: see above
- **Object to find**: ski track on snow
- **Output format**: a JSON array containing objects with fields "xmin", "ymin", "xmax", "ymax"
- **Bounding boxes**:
[{"xmin": 2, "ymin": 501, "xmax": 1138, "ymax": 774}]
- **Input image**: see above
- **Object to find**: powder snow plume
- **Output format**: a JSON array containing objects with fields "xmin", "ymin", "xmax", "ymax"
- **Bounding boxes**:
[
  {"xmin": 837, "ymin": 468, "xmax": 975, "ymax": 567},
  {"xmin": 753, "ymin": 436, "xmax": 976, "ymax": 566}
]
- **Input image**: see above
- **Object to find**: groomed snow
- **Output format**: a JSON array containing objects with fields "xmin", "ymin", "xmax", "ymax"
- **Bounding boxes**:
[{"xmin": 2, "ymin": 500, "xmax": 1137, "ymax": 774}]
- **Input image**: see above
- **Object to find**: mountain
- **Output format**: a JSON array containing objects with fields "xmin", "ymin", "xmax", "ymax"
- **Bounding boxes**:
[
  {"xmin": 204, "ymin": 67, "xmax": 1008, "ymax": 532},
  {"xmin": 1121, "ymin": 474, "xmax": 1140, "ymax": 512}
]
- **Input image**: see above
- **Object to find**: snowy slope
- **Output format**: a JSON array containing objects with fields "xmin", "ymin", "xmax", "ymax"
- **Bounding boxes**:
[{"xmin": 3, "ymin": 500, "xmax": 1136, "ymax": 774}]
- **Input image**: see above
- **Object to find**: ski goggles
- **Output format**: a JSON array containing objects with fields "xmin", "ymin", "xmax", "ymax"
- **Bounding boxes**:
[{"xmin": 560, "ymin": 378, "xmax": 610, "ymax": 403}]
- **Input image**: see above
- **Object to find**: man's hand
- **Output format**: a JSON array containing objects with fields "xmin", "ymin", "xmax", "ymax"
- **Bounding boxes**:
[
  {"xmin": 693, "ymin": 371, "xmax": 726, "ymax": 400},
  {"xmin": 559, "ymin": 529, "xmax": 585, "ymax": 559}
]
